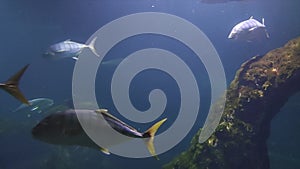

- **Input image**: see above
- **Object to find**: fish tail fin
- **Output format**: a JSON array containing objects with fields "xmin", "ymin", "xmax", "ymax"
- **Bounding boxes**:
[
  {"xmin": 87, "ymin": 36, "xmax": 100, "ymax": 57},
  {"xmin": 0, "ymin": 64, "xmax": 30, "ymax": 105},
  {"xmin": 142, "ymin": 118, "xmax": 167, "ymax": 160}
]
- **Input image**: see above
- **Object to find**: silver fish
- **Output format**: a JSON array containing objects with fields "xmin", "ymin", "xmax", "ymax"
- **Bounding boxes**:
[
  {"xmin": 101, "ymin": 58, "xmax": 123, "ymax": 66},
  {"xmin": 32, "ymin": 109, "xmax": 167, "ymax": 158},
  {"xmin": 0, "ymin": 65, "xmax": 29, "ymax": 105},
  {"xmin": 228, "ymin": 16, "xmax": 270, "ymax": 42},
  {"xmin": 43, "ymin": 37, "xmax": 99, "ymax": 60},
  {"xmin": 13, "ymin": 98, "xmax": 54, "ymax": 115}
]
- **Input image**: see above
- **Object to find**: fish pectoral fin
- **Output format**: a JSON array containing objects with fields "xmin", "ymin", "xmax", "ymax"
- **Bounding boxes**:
[
  {"xmin": 142, "ymin": 118, "xmax": 167, "ymax": 159},
  {"xmin": 265, "ymin": 30, "xmax": 270, "ymax": 39},
  {"xmin": 248, "ymin": 27, "xmax": 257, "ymax": 32},
  {"xmin": 72, "ymin": 57, "xmax": 78, "ymax": 60},
  {"xmin": 56, "ymin": 49, "xmax": 66, "ymax": 53},
  {"xmin": 100, "ymin": 147, "xmax": 110, "ymax": 155}
]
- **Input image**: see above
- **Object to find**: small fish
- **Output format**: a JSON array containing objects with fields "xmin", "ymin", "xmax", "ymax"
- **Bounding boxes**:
[
  {"xmin": 13, "ymin": 98, "xmax": 54, "ymax": 113},
  {"xmin": 228, "ymin": 16, "xmax": 270, "ymax": 42},
  {"xmin": 101, "ymin": 58, "xmax": 124, "ymax": 66},
  {"xmin": 0, "ymin": 64, "xmax": 29, "ymax": 105},
  {"xmin": 32, "ymin": 109, "xmax": 167, "ymax": 158},
  {"xmin": 43, "ymin": 37, "xmax": 99, "ymax": 60}
]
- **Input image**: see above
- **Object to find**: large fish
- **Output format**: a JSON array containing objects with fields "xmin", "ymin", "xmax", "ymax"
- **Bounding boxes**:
[
  {"xmin": 0, "ymin": 65, "xmax": 29, "ymax": 105},
  {"xmin": 32, "ymin": 109, "xmax": 167, "ymax": 158},
  {"xmin": 43, "ymin": 37, "xmax": 99, "ymax": 60},
  {"xmin": 228, "ymin": 16, "xmax": 270, "ymax": 42}
]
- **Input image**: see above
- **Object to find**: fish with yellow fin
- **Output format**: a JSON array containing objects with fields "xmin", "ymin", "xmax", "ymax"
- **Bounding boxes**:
[{"xmin": 32, "ymin": 109, "xmax": 167, "ymax": 158}]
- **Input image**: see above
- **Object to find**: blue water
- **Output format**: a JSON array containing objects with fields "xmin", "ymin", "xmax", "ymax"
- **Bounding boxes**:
[{"xmin": 0, "ymin": 0, "xmax": 299, "ymax": 169}]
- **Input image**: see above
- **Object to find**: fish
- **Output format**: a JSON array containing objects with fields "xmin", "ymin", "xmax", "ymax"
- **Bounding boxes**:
[
  {"xmin": 43, "ymin": 37, "xmax": 99, "ymax": 60},
  {"xmin": 228, "ymin": 16, "xmax": 270, "ymax": 42},
  {"xmin": 13, "ymin": 98, "xmax": 54, "ymax": 117},
  {"xmin": 0, "ymin": 64, "xmax": 29, "ymax": 105},
  {"xmin": 32, "ymin": 109, "xmax": 167, "ymax": 158},
  {"xmin": 101, "ymin": 58, "xmax": 124, "ymax": 66}
]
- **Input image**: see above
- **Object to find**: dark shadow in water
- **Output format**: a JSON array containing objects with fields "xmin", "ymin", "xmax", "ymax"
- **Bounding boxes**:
[{"xmin": 268, "ymin": 92, "xmax": 300, "ymax": 169}]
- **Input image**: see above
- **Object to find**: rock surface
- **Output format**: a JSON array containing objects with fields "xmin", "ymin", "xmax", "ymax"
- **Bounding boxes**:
[{"xmin": 164, "ymin": 37, "xmax": 300, "ymax": 169}]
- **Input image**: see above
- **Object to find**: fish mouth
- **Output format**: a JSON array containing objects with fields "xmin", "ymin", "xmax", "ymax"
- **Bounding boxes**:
[
  {"xmin": 228, "ymin": 32, "xmax": 237, "ymax": 39},
  {"xmin": 228, "ymin": 34, "xmax": 234, "ymax": 39},
  {"xmin": 31, "ymin": 121, "xmax": 49, "ymax": 138},
  {"xmin": 31, "ymin": 124, "xmax": 42, "ymax": 138}
]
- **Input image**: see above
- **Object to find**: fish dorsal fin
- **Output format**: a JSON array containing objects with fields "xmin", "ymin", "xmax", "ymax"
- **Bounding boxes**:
[
  {"xmin": 100, "ymin": 147, "xmax": 110, "ymax": 155},
  {"xmin": 249, "ymin": 16, "xmax": 253, "ymax": 19},
  {"xmin": 61, "ymin": 39, "xmax": 74, "ymax": 47},
  {"xmin": 262, "ymin": 18, "xmax": 265, "ymax": 25},
  {"xmin": 95, "ymin": 109, "xmax": 138, "ymax": 132}
]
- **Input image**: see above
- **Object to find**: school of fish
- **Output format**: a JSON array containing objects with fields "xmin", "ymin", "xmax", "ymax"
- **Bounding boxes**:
[{"xmin": 1, "ymin": 14, "xmax": 269, "ymax": 159}]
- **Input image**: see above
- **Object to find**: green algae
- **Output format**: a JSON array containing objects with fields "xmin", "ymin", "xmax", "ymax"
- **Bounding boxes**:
[{"xmin": 164, "ymin": 37, "xmax": 300, "ymax": 169}]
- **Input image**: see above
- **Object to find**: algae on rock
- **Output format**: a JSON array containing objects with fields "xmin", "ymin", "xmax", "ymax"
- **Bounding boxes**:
[{"xmin": 164, "ymin": 37, "xmax": 300, "ymax": 169}]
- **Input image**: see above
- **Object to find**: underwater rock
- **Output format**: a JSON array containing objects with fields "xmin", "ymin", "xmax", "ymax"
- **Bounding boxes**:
[{"xmin": 164, "ymin": 37, "xmax": 300, "ymax": 169}]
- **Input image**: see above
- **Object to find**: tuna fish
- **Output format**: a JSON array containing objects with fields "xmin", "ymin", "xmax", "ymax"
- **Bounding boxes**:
[
  {"xmin": 228, "ymin": 16, "xmax": 270, "ymax": 42},
  {"xmin": 32, "ymin": 109, "xmax": 167, "ymax": 159},
  {"xmin": 43, "ymin": 37, "xmax": 99, "ymax": 60}
]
